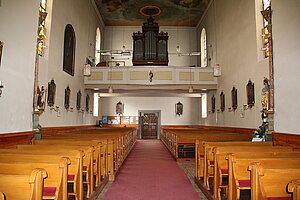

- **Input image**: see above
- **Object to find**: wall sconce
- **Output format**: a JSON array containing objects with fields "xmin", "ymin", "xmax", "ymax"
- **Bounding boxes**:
[
  {"xmin": 243, "ymin": 104, "xmax": 249, "ymax": 110},
  {"xmin": 84, "ymin": 63, "xmax": 91, "ymax": 76},
  {"xmin": 0, "ymin": 81, "xmax": 4, "ymax": 97},
  {"xmin": 116, "ymin": 101, "xmax": 124, "ymax": 115},
  {"xmin": 175, "ymin": 101, "xmax": 183, "ymax": 116},
  {"xmin": 214, "ymin": 63, "xmax": 221, "ymax": 77}
]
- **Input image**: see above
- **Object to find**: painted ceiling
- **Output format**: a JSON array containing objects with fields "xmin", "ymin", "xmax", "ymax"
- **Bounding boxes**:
[{"xmin": 95, "ymin": 0, "xmax": 211, "ymax": 26}]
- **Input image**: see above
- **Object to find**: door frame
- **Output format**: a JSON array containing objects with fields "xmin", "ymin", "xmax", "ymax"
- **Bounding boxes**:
[{"xmin": 138, "ymin": 110, "xmax": 161, "ymax": 139}]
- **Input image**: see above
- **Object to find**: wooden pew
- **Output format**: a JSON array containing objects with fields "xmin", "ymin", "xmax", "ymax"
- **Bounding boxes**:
[
  {"xmin": 228, "ymin": 156, "xmax": 300, "ymax": 200},
  {"xmin": 0, "ymin": 157, "xmax": 69, "ymax": 200},
  {"xmin": 0, "ymin": 168, "xmax": 47, "ymax": 200},
  {"xmin": 0, "ymin": 151, "xmax": 83, "ymax": 200},
  {"xmin": 213, "ymin": 152, "xmax": 300, "ymax": 200},
  {"xmin": 205, "ymin": 145, "xmax": 293, "ymax": 191},
  {"xmin": 17, "ymin": 144, "xmax": 94, "ymax": 197},
  {"xmin": 196, "ymin": 141, "xmax": 272, "ymax": 179},
  {"xmin": 249, "ymin": 162, "xmax": 300, "ymax": 200},
  {"xmin": 0, "ymin": 192, "xmax": 4, "ymax": 200},
  {"xmin": 32, "ymin": 139, "xmax": 103, "ymax": 186},
  {"xmin": 288, "ymin": 179, "xmax": 300, "ymax": 200}
]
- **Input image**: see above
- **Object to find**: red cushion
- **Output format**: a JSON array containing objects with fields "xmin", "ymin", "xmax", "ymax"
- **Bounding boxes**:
[
  {"xmin": 238, "ymin": 180, "xmax": 251, "ymax": 187},
  {"xmin": 83, "ymin": 166, "xmax": 87, "ymax": 171},
  {"xmin": 210, "ymin": 161, "xmax": 215, "ymax": 165},
  {"xmin": 200, "ymin": 154, "xmax": 204, "ymax": 158},
  {"xmin": 221, "ymin": 169, "xmax": 228, "ymax": 174},
  {"xmin": 43, "ymin": 187, "xmax": 56, "ymax": 196},
  {"xmin": 267, "ymin": 198, "xmax": 291, "ymax": 200},
  {"xmin": 68, "ymin": 174, "xmax": 75, "ymax": 180},
  {"xmin": 93, "ymin": 159, "xmax": 97, "ymax": 163},
  {"xmin": 100, "ymin": 154, "xmax": 104, "ymax": 157}
]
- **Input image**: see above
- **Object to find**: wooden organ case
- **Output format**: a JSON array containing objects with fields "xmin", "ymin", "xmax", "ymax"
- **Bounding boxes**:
[{"xmin": 132, "ymin": 17, "xmax": 169, "ymax": 66}]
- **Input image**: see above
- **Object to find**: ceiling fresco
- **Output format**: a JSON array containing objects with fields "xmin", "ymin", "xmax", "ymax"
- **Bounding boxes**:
[{"xmin": 95, "ymin": 0, "xmax": 211, "ymax": 26}]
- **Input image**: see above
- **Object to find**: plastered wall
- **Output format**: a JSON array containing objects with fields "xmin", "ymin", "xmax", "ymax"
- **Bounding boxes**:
[
  {"xmin": 197, "ymin": 0, "xmax": 269, "ymax": 128},
  {"xmin": 272, "ymin": 0, "xmax": 300, "ymax": 134},
  {"xmin": 100, "ymin": 97, "xmax": 200, "ymax": 125},
  {"xmin": 38, "ymin": 0, "xmax": 103, "ymax": 127},
  {"xmin": 0, "ymin": 0, "xmax": 40, "ymax": 134}
]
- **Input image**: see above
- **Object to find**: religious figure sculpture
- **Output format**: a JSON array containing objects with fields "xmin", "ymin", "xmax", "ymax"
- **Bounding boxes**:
[{"xmin": 261, "ymin": 77, "xmax": 270, "ymax": 110}]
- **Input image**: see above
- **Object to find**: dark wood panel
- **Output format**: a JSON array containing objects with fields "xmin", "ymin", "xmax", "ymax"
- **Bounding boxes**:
[
  {"xmin": 0, "ymin": 131, "xmax": 33, "ymax": 149},
  {"xmin": 273, "ymin": 132, "xmax": 300, "ymax": 150},
  {"xmin": 41, "ymin": 125, "xmax": 96, "ymax": 136}
]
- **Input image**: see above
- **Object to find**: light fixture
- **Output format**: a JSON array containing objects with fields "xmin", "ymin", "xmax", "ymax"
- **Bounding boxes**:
[
  {"xmin": 116, "ymin": 101, "xmax": 124, "ymax": 115},
  {"xmin": 213, "ymin": 63, "xmax": 221, "ymax": 76},
  {"xmin": 188, "ymin": 85, "xmax": 193, "ymax": 93},
  {"xmin": 108, "ymin": 86, "xmax": 113, "ymax": 93},
  {"xmin": 83, "ymin": 63, "xmax": 91, "ymax": 76},
  {"xmin": 175, "ymin": 101, "xmax": 183, "ymax": 116}
]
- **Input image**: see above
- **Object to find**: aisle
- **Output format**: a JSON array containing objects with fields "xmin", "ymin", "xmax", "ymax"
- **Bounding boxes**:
[{"xmin": 103, "ymin": 140, "xmax": 200, "ymax": 200}]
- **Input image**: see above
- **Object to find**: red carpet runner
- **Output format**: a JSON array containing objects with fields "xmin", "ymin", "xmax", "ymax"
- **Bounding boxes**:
[{"xmin": 103, "ymin": 140, "xmax": 200, "ymax": 200}]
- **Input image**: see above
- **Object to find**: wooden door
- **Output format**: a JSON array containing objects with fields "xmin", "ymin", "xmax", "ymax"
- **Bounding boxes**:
[{"xmin": 141, "ymin": 113, "xmax": 158, "ymax": 139}]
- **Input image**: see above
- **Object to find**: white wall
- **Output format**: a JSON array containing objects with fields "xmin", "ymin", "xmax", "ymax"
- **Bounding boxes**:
[
  {"xmin": 0, "ymin": 0, "xmax": 40, "ymax": 134},
  {"xmin": 100, "ymin": 97, "xmax": 200, "ymax": 125},
  {"xmin": 38, "ymin": 0, "xmax": 103, "ymax": 127},
  {"xmin": 272, "ymin": 0, "xmax": 300, "ymax": 134},
  {"xmin": 197, "ymin": 0, "xmax": 269, "ymax": 128},
  {"xmin": 103, "ymin": 26, "xmax": 198, "ymax": 67}
]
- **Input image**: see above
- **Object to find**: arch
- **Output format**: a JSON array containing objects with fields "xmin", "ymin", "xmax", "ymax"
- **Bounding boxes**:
[
  {"xmin": 200, "ymin": 28, "xmax": 207, "ymax": 67},
  {"xmin": 63, "ymin": 24, "xmax": 76, "ymax": 76},
  {"xmin": 95, "ymin": 27, "xmax": 101, "ymax": 65}
]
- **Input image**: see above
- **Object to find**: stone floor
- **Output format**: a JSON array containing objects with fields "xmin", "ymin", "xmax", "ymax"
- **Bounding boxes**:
[{"xmin": 97, "ymin": 161, "xmax": 208, "ymax": 200}]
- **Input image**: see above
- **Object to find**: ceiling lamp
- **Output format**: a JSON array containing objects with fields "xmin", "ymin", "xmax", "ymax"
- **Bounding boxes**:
[{"xmin": 175, "ymin": 101, "xmax": 183, "ymax": 116}]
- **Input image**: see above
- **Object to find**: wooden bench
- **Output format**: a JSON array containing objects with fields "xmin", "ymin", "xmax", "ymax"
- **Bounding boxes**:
[
  {"xmin": 204, "ymin": 145, "xmax": 293, "ymax": 191},
  {"xmin": 0, "ymin": 151, "xmax": 84, "ymax": 200},
  {"xmin": 32, "ymin": 139, "xmax": 103, "ymax": 186},
  {"xmin": 0, "ymin": 168, "xmax": 47, "ymax": 200},
  {"xmin": 205, "ymin": 145, "xmax": 293, "ymax": 190},
  {"xmin": 288, "ymin": 179, "xmax": 300, "ymax": 200},
  {"xmin": 41, "ymin": 131, "xmax": 136, "ymax": 181},
  {"xmin": 249, "ymin": 162, "xmax": 300, "ymax": 200},
  {"xmin": 196, "ymin": 141, "xmax": 272, "ymax": 179},
  {"xmin": 0, "ymin": 157, "xmax": 69, "ymax": 200},
  {"xmin": 0, "ymin": 192, "xmax": 4, "ymax": 200},
  {"xmin": 228, "ymin": 156, "xmax": 300, "ymax": 200},
  {"xmin": 213, "ymin": 152, "xmax": 300, "ymax": 200},
  {"xmin": 17, "ymin": 144, "xmax": 94, "ymax": 197}
]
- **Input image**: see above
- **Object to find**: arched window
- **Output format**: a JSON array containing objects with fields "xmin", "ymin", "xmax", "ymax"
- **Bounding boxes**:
[
  {"xmin": 200, "ymin": 28, "xmax": 207, "ymax": 67},
  {"xmin": 63, "ymin": 24, "xmax": 76, "ymax": 76},
  {"xmin": 95, "ymin": 27, "xmax": 101, "ymax": 65}
]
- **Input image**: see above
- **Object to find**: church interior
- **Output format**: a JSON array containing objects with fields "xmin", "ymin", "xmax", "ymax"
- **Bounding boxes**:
[{"xmin": 0, "ymin": 0, "xmax": 300, "ymax": 199}]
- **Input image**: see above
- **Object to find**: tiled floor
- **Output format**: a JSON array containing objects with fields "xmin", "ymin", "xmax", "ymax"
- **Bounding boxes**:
[
  {"xmin": 97, "ymin": 161, "xmax": 208, "ymax": 200},
  {"xmin": 177, "ymin": 161, "xmax": 208, "ymax": 200}
]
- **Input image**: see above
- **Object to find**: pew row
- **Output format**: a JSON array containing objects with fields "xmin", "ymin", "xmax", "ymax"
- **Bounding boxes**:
[
  {"xmin": 32, "ymin": 139, "xmax": 103, "ymax": 186},
  {"xmin": 205, "ymin": 145, "xmax": 293, "ymax": 191},
  {"xmin": 249, "ymin": 162, "xmax": 300, "ymax": 200},
  {"xmin": 18, "ymin": 144, "xmax": 94, "ymax": 197},
  {"xmin": 161, "ymin": 128, "xmax": 252, "ymax": 161},
  {"xmin": 0, "ymin": 157, "xmax": 69, "ymax": 200},
  {"xmin": 0, "ymin": 151, "xmax": 84, "ymax": 200},
  {"xmin": 288, "ymin": 179, "xmax": 300, "ymax": 200},
  {"xmin": 196, "ymin": 141, "xmax": 273, "ymax": 179},
  {"xmin": 0, "ymin": 168, "xmax": 47, "ymax": 200},
  {"xmin": 228, "ymin": 156, "xmax": 300, "ymax": 200}
]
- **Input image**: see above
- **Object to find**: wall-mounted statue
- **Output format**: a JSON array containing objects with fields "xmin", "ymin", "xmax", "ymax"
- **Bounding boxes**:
[{"xmin": 261, "ymin": 77, "xmax": 270, "ymax": 111}]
